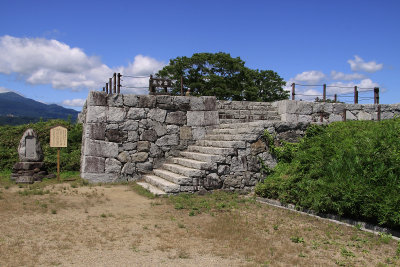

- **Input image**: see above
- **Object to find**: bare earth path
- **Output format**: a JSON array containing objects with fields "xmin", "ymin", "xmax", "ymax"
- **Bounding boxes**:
[{"xmin": 1, "ymin": 184, "xmax": 399, "ymax": 266}]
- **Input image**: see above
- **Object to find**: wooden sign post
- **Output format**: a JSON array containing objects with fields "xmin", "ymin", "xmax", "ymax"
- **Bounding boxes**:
[{"xmin": 50, "ymin": 126, "xmax": 68, "ymax": 181}]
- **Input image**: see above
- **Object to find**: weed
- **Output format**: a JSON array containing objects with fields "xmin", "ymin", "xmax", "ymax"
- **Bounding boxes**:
[
  {"xmin": 311, "ymin": 240, "xmax": 320, "ymax": 249},
  {"xmin": 178, "ymin": 223, "xmax": 185, "ymax": 229},
  {"xmin": 51, "ymin": 209, "xmax": 57, "ymax": 214},
  {"xmin": 379, "ymin": 232, "xmax": 392, "ymax": 244},
  {"xmin": 341, "ymin": 247, "xmax": 355, "ymax": 258},
  {"xmin": 131, "ymin": 183, "xmax": 155, "ymax": 199},
  {"xmin": 355, "ymin": 223, "xmax": 362, "ymax": 230},
  {"xmin": 298, "ymin": 252, "xmax": 306, "ymax": 257},
  {"xmin": 290, "ymin": 236, "xmax": 305, "ymax": 244},
  {"xmin": 397, "ymin": 241, "xmax": 400, "ymax": 256},
  {"xmin": 273, "ymin": 224, "xmax": 279, "ymax": 230},
  {"xmin": 100, "ymin": 213, "xmax": 107, "ymax": 218},
  {"xmin": 189, "ymin": 210, "xmax": 195, "ymax": 216}
]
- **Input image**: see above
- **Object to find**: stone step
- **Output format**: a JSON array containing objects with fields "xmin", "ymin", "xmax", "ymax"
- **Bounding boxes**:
[
  {"xmin": 196, "ymin": 140, "xmax": 246, "ymax": 149},
  {"xmin": 204, "ymin": 134, "xmax": 260, "ymax": 141},
  {"xmin": 136, "ymin": 181, "xmax": 166, "ymax": 195},
  {"xmin": 211, "ymin": 127, "xmax": 265, "ymax": 135},
  {"xmin": 172, "ymin": 157, "xmax": 216, "ymax": 170},
  {"xmin": 143, "ymin": 175, "xmax": 180, "ymax": 193},
  {"xmin": 162, "ymin": 163, "xmax": 204, "ymax": 178},
  {"xmin": 187, "ymin": 145, "xmax": 236, "ymax": 156},
  {"xmin": 180, "ymin": 151, "xmax": 226, "ymax": 163},
  {"xmin": 153, "ymin": 169, "xmax": 192, "ymax": 185},
  {"xmin": 218, "ymin": 121, "xmax": 276, "ymax": 129}
]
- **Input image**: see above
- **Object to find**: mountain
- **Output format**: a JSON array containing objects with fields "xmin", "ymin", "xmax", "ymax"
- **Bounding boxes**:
[{"xmin": 0, "ymin": 92, "xmax": 79, "ymax": 125}]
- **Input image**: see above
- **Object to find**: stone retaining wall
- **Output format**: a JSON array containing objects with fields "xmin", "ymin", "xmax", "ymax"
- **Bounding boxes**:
[
  {"xmin": 80, "ymin": 92, "xmax": 219, "ymax": 183},
  {"xmin": 274, "ymin": 100, "xmax": 400, "ymax": 123}
]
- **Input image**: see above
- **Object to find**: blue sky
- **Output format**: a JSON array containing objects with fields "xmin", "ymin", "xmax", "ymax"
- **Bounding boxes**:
[{"xmin": 0, "ymin": 0, "xmax": 398, "ymax": 110}]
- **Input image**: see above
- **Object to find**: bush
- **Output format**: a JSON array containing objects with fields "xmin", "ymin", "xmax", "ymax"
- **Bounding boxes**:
[
  {"xmin": 255, "ymin": 119, "xmax": 400, "ymax": 229},
  {"xmin": 0, "ymin": 120, "xmax": 82, "ymax": 172}
]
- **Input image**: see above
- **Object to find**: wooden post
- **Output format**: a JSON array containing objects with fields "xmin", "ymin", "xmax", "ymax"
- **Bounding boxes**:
[
  {"xmin": 117, "ymin": 73, "xmax": 121, "ymax": 94},
  {"xmin": 181, "ymin": 76, "xmax": 184, "ymax": 96},
  {"xmin": 102, "ymin": 87, "xmax": 105, "ymax": 92},
  {"xmin": 106, "ymin": 83, "xmax": 109, "ymax": 94},
  {"xmin": 109, "ymin": 78, "xmax": 112, "ymax": 94},
  {"xmin": 377, "ymin": 104, "xmax": 381, "ymax": 121},
  {"xmin": 57, "ymin": 148, "xmax": 60, "ymax": 181},
  {"xmin": 291, "ymin": 83, "xmax": 295, "ymax": 100},
  {"xmin": 374, "ymin": 87, "xmax": 380, "ymax": 104},
  {"xmin": 323, "ymin": 84, "xmax": 326, "ymax": 102},
  {"xmin": 354, "ymin": 86, "xmax": 358, "ymax": 104},
  {"xmin": 320, "ymin": 113, "xmax": 323, "ymax": 122},
  {"xmin": 149, "ymin": 75, "xmax": 153, "ymax": 95},
  {"xmin": 113, "ymin": 73, "xmax": 117, "ymax": 93},
  {"xmin": 343, "ymin": 109, "xmax": 347, "ymax": 121},
  {"xmin": 334, "ymin": 94, "xmax": 337, "ymax": 102}
]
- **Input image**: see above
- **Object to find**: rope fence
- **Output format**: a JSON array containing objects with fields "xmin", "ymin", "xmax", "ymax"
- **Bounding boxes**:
[{"xmin": 290, "ymin": 83, "xmax": 380, "ymax": 104}]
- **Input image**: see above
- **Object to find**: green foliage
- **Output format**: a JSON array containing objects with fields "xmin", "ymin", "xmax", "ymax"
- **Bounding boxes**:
[
  {"xmin": 256, "ymin": 119, "xmax": 400, "ymax": 229},
  {"xmin": 157, "ymin": 52, "xmax": 288, "ymax": 101},
  {"xmin": 0, "ymin": 120, "xmax": 82, "ymax": 172}
]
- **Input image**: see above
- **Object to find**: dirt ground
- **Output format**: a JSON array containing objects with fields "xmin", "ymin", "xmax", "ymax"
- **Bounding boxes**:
[{"xmin": 0, "ymin": 183, "xmax": 399, "ymax": 266}]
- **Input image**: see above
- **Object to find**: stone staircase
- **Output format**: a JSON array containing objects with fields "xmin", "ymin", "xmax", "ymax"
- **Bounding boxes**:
[{"xmin": 138, "ymin": 121, "xmax": 277, "ymax": 195}]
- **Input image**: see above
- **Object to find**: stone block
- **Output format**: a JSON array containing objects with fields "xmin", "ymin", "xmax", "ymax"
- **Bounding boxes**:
[
  {"xmin": 86, "ymin": 106, "xmax": 107, "ymax": 123},
  {"xmin": 84, "ymin": 140, "xmax": 118, "ymax": 158},
  {"xmin": 149, "ymin": 121, "xmax": 167, "ymax": 136},
  {"xmin": 204, "ymin": 173, "xmax": 223, "ymax": 190},
  {"xmin": 149, "ymin": 143, "xmax": 162, "ymax": 157},
  {"xmin": 217, "ymin": 165, "xmax": 229, "ymax": 175},
  {"xmin": 121, "ymin": 120, "xmax": 138, "ymax": 131},
  {"xmin": 105, "ymin": 158, "xmax": 122, "ymax": 173},
  {"xmin": 357, "ymin": 111, "xmax": 372, "ymax": 120},
  {"xmin": 167, "ymin": 125, "xmax": 179, "ymax": 134},
  {"xmin": 138, "ymin": 95, "xmax": 156, "ymax": 108},
  {"xmin": 105, "ymin": 129, "xmax": 126, "ymax": 143},
  {"xmin": 136, "ymin": 162, "xmax": 152, "ymax": 173},
  {"xmin": 128, "ymin": 131, "xmax": 139, "ymax": 141},
  {"xmin": 189, "ymin": 97, "xmax": 205, "ymax": 110},
  {"xmin": 122, "ymin": 142, "xmax": 136, "ymax": 151},
  {"xmin": 280, "ymin": 113, "xmax": 298, "ymax": 123},
  {"xmin": 106, "ymin": 124, "xmax": 118, "ymax": 130},
  {"xmin": 117, "ymin": 151, "xmax": 131, "ymax": 163},
  {"xmin": 107, "ymin": 107, "xmax": 126, "ymax": 122},
  {"xmin": 81, "ymin": 173, "xmax": 119, "ymax": 183},
  {"xmin": 121, "ymin": 163, "xmax": 135, "ymax": 175},
  {"xmin": 204, "ymin": 96, "xmax": 216, "ymax": 110},
  {"xmin": 18, "ymin": 129, "xmax": 43, "ymax": 162},
  {"xmin": 15, "ymin": 176, "xmax": 34, "ymax": 184},
  {"xmin": 13, "ymin": 162, "xmax": 44, "ymax": 171},
  {"xmin": 131, "ymin": 152, "xmax": 149, "ymax": 162},
  {"xmin": 346, "ymin": 110, "xmax": 357, "ymax": 120},
  {"xmin": 148, "ymin": 108, "xmax": 167, "ymax": 123},
  {"xmin": 173, "ymin": 96, "xmax": 190, "ymax": 111},
  {"xmin": 155, "ymin": 134, "xmax": 179, "ymax": 146},
  {"xmin": 296, "ymin": 102, "xmax": 313, "ymax": 115},
  {"xmin": 156, "ymin": 95, "xmax": 173, "ymax": 109},
  {"xmin": 328, "ymin": 113, "xmax": 343, "ymax": 122},
  {"xmin": 333, "ymin": 103, "xmax": 346, "ymax": 113},
  {"xmin": 166, "ymin": 111, "xmax": 186, "ymax": 125},
  {"xmin": 107, "ymin": 94, "xmax": 123, "ymax": 107},
  {"xmin": 124, "ymin": 95, "xmax": 139, "ymax": 107},
  {"xmin": 127, "ymin": 108, "xmax": 146, "ymax": 120},
  {"xmin": 180, "ymin": 126, "xmax": 192, "ymax": 140},
  {"xmin": 87, "ymin": 91, "xmax": 107, "ymax": 106},
  {"xmin": 137, "ymin": 141, "xmax": 150, "ymax": 152},
  {"xmin": 204, "ymin": 111, "xmax": 219, "ymax": 125},
  {"xmin": 83, "ymin": 156, "xmax": 105, "ymax": 173},
  {"xmin": 87, "ymin": 123, "xmax": 105, "ymax": 140},
  {"xmin": 192, "ymin": 127, "xmax": 206, "ymax": 140},
  {"xmin": 141, "ymin": 129, "xmax": 157, "ymax": 142},
  {"xmin": 187, "ymin": 111, "xmax": 205, "ymax": 126},
  {"xmin": 250, "ymin": 139, "xmax": 266, "ymax": 155}
]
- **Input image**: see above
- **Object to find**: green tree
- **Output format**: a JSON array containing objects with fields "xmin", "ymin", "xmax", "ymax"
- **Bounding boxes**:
[{"xmin": 156, "ymin": 52, "xmax": 288, "ymax": 101}]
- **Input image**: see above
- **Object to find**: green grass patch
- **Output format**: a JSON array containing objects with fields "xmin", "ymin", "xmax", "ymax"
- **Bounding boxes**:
[
  {"xmin": 256, "ymin": 119, "xmax": 400, "ymax": 230},
  {"xmin": 168, "ymin": 190, "xmax": 247, "ymax": 215},
  {"xmin": 131, "ymin": 183, "xmax": 156, "ymax": 199}
]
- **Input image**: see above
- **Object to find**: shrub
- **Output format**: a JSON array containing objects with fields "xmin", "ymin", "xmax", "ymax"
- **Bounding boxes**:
[{"xmin": 256, "ymin": 119, "xmax": 400, "ymax": 229}]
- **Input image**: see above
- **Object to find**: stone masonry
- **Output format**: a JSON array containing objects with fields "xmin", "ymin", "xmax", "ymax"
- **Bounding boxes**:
[{"xmin": 80, "ymin": 93, "xmax": 400, "ymax": 194}]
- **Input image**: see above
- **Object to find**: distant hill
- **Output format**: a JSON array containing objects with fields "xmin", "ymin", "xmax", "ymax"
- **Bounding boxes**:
[{"xmin": 0, "ymin": 92, "xmax": 79, "ymax": 125}]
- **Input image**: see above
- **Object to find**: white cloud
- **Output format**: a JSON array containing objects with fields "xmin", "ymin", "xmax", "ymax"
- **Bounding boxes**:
[
  {"xmin": 330, "ymin": 71, "xmax": 365, "ymax": 81},
  {"xmin": 293, "ymin": 71, "xmax": 326, "ymax": 84},
  {"xmin": 347, "ymin": 55, "xmax": 383, "ymax": 73},
  {"xmin": 0, "ymin": 86, "xmax": 9, "ymax": 93},
  {"xmin": 327, "ymin": 79, "xmax": 380, "ymax": 95},
  {"xmin": 62, "ymin": 98, "xmax": 86, "ymax": 107},
  {"xmin": 0, "ymin": 35, "xmax": 165, "ymax": 93}
]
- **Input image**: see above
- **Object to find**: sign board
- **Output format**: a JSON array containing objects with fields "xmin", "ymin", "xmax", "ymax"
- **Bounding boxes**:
[
  {"xmin": 151, "ymin": 78, "xmax": 172, "ymax": 88},
  {"xmin": 50, "ymin": 126, "xmax": 68, "ymax": 148}
]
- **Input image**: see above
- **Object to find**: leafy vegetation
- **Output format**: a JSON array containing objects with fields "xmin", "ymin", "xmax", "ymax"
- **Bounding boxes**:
[
  {"xmin": 157, "ymin": 52, "xmax": 288, "ymax": 101},
  {"xmin": 0, "ymin": 119, "xmax": 82, "ymax": 172},
  {"xmin": 256, "ymin": 119, "xmax": 400, "ymax": 229}
]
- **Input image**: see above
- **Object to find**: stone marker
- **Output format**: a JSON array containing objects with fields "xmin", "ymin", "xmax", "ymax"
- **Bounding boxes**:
[{"xmin": 11, "ymin": 129, "xmax": 52, "ymax": 184}]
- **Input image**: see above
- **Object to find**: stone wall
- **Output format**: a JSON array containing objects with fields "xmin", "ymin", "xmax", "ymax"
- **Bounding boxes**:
[
  {"xmin": 80, "ymin": 92, "xmax": 219, "ymax": 183},
  {"xmin": 217, "ymin": 100, "xmax": 280, "ymax": 123},
  {"xmin": 274, "ymin": 100, "xmax": 400, "ymax": 123}
]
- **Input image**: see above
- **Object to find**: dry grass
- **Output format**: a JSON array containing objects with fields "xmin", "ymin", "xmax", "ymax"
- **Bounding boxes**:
[{"xmin": 0, "ymin": 180, "xmax": 399, "ymax": 266}]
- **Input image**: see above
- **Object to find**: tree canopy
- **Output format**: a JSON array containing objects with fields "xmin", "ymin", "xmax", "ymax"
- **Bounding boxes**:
[{"xmin": 156, "ymin": 52, "xmax": 288, "ymax": 101}]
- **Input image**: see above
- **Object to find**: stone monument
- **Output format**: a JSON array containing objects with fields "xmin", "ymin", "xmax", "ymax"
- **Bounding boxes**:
[{"xmin": 11, "ymin": 129, "xmax": 51, "ymax": 183}]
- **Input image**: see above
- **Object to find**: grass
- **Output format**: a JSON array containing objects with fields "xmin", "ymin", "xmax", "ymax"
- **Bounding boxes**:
[{"xmin": 131, "ymin": 183, "xmax": 156, "ymax": 199}]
